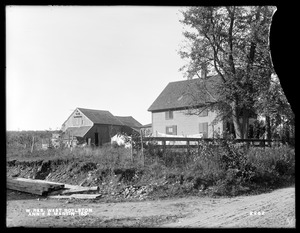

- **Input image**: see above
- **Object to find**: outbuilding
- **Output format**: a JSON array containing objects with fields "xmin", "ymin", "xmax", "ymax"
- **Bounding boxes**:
[{"xmin": 61, "ymin": 108, "xmax": 142, "ymax": 146}]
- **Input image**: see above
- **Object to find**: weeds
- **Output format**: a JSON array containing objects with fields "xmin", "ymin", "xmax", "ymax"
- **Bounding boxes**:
[{"xmin": 7, "ymin": 135, "xmax": 295, "ymax": 197}]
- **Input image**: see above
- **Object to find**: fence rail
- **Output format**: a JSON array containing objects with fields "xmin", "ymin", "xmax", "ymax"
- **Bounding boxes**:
[{"xmin": 140, "ymin": 137, "xmax": 283, "ymax": 151}]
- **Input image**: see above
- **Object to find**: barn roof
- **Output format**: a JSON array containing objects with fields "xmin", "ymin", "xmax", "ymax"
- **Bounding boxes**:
[
  {"xmin": 62, "ymin": 126, "xmax": 93, "ymax": 138},
  {"xmin": 115, "ymin": 116, "xmax": 143, "ymax": 129},
  {"xmin": 77, "ymin": 108, "xmax": 124, "ymax": 126},
  {"xmin": 148, "ymin": 75, "xmax": 221, "ymax": 112}
]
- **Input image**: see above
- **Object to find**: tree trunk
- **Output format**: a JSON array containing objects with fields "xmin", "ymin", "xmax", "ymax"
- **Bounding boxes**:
[
  {"xmin": 231, "ymin": 101, "xmax": 243, "ymax": 139},
  {"xmin": 265, "ymin": 115, "xmax": 271, "ymax": 140},
  {"xmin": 241, "ymin": 108, "xmax": 250, "ymax": 139},
  {"xmin": 242, "ymin": 117, "xmax": 249, "ymax": 139}
]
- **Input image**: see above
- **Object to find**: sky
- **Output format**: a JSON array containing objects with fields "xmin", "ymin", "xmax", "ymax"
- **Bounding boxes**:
[{"xmin": 6, "ymin": 6, "xmax": 189, "ymax": 131}]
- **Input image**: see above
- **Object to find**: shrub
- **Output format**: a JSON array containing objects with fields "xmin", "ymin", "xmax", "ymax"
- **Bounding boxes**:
[
  {"xmin": 246, "ymin": 145, "xmax": 295, "ymax": 186},
  {"xmin": 7, "ymin": 131, "xmax": 295, "ymax": 197}
]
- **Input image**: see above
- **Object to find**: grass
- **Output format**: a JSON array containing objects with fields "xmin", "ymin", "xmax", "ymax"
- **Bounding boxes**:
[{"xmin": 6, "ymin": 137, "xmax": 295, "ymax": 197}]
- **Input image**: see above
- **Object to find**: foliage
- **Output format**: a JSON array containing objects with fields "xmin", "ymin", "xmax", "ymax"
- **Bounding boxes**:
[
  {"xmin": 7, "ymin": 131, "xmax": 294, "ymax": 197},
  {"xmin": 179, "ymin": 6, "xmax": 290, "ymax": 139},
  {"xmin": 246, "ymin": 145, "xmax": 295, "ymax": 185},
  {"xmin": 6, "ymin": 130, "xmax": 60, "ymax": 151},
  {"xmin": 254, "ymin": 74, "xmax": 295, "ymax": 140}
]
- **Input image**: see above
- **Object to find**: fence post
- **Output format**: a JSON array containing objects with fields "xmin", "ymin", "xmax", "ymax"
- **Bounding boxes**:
[
  {"xmin": 140, "ymin": 130, "xmax": 144, "ymax": 166},
  {"xmin": 260, "ymin": 139, "xmax": 265, "ymax": 148},
  {"xmin": 187, "ymin": 139, "xmax": 190, "ymax": 155},
  {"xmin": 31, "ymin": 136, "xmax": 35, "ymax": 153},
  {"xmin": 130, "ymin": 136, "xmax": 133, "ymax": 163},
  {"xmin": 162, "ymin": 139, "xmax": 166, "ymax": 154},
  {"xmin": 246, "ymin": 140, "xmax": 250, "ymax": 149}
]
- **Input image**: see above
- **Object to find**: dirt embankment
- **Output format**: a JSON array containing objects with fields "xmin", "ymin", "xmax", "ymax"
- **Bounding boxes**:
[
  {"xmin": 6, "ymin": 160, "xmax": 295, "ymax": 228},
  {"xmin": 6, "ymin": 159, "xmax": 219, "ymax": 201},
  {"xmin": 6, "ymin": 186, "xmax": 295, "ymax": 228}
]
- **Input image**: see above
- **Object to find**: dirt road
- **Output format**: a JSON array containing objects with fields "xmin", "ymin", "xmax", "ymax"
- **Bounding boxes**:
[{"xmin": 6, "ymin": 186, "xmax": 295, "ymax": 228}]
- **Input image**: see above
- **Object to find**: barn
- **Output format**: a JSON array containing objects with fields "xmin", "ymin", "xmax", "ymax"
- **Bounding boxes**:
[{"xmin": 61, "ymin": 108, "xmax": 143, "ymax": 146}]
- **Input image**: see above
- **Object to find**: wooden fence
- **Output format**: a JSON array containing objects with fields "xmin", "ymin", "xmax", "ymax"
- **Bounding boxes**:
[{"xmin": 140, "ymin": 137, "xmax": 283, "ymax": 152}]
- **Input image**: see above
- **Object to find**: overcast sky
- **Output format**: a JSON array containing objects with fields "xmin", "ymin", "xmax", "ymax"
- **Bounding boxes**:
[{"xmin": 6, "ymin": 6, "xmax": 188, "ymax": 131}]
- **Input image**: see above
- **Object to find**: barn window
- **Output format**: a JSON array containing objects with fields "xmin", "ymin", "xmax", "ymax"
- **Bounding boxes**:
[
  {"xmin": 165, "ymin": 111, "xmax": 174, "ymax": 120},
  {"xmin": 166, "ymin": 125, "xmax": 177, "ymax": 135},
  {"xmin": 199, "ymin": 122, "xmax": 208, "ymax": 138}
]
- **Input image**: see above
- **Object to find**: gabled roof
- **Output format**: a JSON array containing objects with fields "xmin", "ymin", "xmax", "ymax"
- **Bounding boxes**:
[
  {"xmin": 148, "ymin": 75, "xmax": 221, "ymax": 112},
  {"xmin": 77, "ymin": 108, "xmax": 124, "ymax": 126},
  {"xmin": 115, "ymin": 116, "xmax": 143, "ymax": 129},
  {"xmin": 62, "ymin": 126, "xmax": 93, "ymax": 139}
]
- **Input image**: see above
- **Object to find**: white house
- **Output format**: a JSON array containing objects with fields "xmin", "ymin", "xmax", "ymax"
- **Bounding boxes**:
[{"xmin": 148, "ymin": 76, "xmax": 225, "ymax": 138}]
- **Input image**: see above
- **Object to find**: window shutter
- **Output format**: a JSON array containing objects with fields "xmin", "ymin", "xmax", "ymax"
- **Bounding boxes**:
[
  {"xmin": 199, "ymin": 122, "xmax": 208, "ymax": 138},
  {"xmin": 166, "ymin": 126, "xmax": 171, "ymax": 134},
  {"xmin": 165, "ymin": 112, "xmax": 169, "ymax": 120},
  {"xmin": 165, "ymin": 111, "xmax": 174, "ymax": 120},
  {"xmin": 170, "ymin": 111, "xmax": 174, "ymax": 119},
  {"xmin": 173, "ymin": 125, "xmax": 177, "ymax": 135},
  {"xmin": 199, "ymin": 123, "xmax": 204, "ymax": 133},
  {"xmin": 203, "ymin": 122, "xmax": 208, "ymax": 138}
]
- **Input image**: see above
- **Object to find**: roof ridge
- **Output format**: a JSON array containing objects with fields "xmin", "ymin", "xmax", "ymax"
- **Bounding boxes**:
[
  {"xmin": 115, "ymin": 116, "xmax": 133, "ymax": 118},
  {"xmin": 77, "ymin": 107, "xmax": 110, "ymax": 112},
  {"xmin": 77, "ymin": 108, "xmax": 124, "ymax": 125}
]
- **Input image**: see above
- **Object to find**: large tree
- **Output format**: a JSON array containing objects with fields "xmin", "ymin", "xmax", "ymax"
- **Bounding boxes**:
[
  {"xmin": 255, "ymin": 73, "xmax": 295, "ymax": 141},
  {"xmin": 179, "ymin": 6, "xmax": 282, "ymax": 139}
]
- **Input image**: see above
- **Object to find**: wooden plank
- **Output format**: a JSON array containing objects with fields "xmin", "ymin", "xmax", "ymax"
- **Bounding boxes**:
[
  {"xmin": 7, "ymin": 183, "xmax": 47, "ymax": 196},
  {"xmin": 7, "ymin": 187, "xmax": 46, "ymax": 195},
  {"xmin": 143, "ymin": 137, "xmax": 214, "ymax": 142},
  {"xmin": 7, "ymin": 181, "xmax": 48, "ymax": 189},
  {"xmin": 62, "ymin": 186, "xmax": 99, "ymax": 194},
  {"xmin": 151, "ymin": 145, "xmax": 199, "ymax": 149},
  {"xmin": 48, "ymin": 185, "xmax": 99, "ymax": 196},
  {"xmin": 7, "ymin": 180, "xmax": 51, "ymax": 190},
  {"xmin": 14, "ymin": 178, "xmax": 65, "ymax": 188},
  {"xmin": 8, "ymin": 181, "xmax": 51, "ymax": 190},
  {"xmin": 11, "ymin": 178, "xmax": 65, "ymax": 191},
  {"xmin": 48, "ymin": 194, "xmax": 101, "ymax": 199},
  {"xmin": 7, "ymin": 178, "xmax": 64, "ymax": 196},
  {"xmin": 143, "ymin": 137, "xmax": 281, "ymax": 144}
]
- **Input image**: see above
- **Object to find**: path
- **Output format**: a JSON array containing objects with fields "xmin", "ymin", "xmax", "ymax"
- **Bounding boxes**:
[{"xmin": 6, "ymin": 186, "xmax": 295, "ymax": 228}]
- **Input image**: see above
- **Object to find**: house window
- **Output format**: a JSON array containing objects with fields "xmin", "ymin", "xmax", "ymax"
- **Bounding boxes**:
[
  {"xmin": 166, "ymin": 125, "xmax": 177, "ymax": 135},
  {"xmin": 199, "ymin": 109, "xmax": 208, "ymax": 117},
  {"xmin": 199, "ymin": 122, "xmax": 208, "ymax": 138},
  {"xmin": 165, "ymin": 111, "xmax": 174, "ymax": 120}
]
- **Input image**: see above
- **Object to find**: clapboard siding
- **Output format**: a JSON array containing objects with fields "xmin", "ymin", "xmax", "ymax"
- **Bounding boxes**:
[
  {"xmin": 61, "ymin": 109, "xmax": 93, "ymax": 131},
  {"xmin": 152, "ymin": 109, "xmax": 223, "ymax": 138}
]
